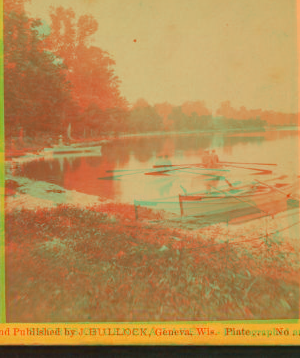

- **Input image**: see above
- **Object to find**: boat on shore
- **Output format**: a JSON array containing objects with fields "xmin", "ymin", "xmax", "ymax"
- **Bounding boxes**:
[
  {"xmin": 179, "ymin": 185, "xmax": 292, "ymax": 220},
  {"xmin": 134, "ymin": 180, "xmax": 299, "ymax": 223}
]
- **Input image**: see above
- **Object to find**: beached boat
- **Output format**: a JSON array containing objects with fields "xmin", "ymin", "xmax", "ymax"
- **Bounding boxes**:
[
  {"xmin": 179, "ymin": 186, "xmax": 267, "ymax": 217},
  {"xmin": 134, "ymin": 181, "xmax": 299, "ymax": 222},
  {"xmin": 180, "ymin": 183, "xmax": 299, "ymax": 220}
]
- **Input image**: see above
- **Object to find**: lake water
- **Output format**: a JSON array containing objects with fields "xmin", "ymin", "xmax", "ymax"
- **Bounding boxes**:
[{"xmin": 19, "ymin": 129, "xmax": 299, "ymax": 205}]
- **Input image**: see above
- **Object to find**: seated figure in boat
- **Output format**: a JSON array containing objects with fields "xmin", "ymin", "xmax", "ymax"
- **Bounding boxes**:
[
  {"xmin": 211, "ymin": 149, "xmax": 219, "ymax": 168},
  {"xmin": 203, "ymin": 149, "xmax": 221, "ymax": 192},
  {"xmin": 155, "ymin": 155, "xmax": 165, "ymax": 167},
  {"xmin": 202, "ymin": 149, "xmax": 220, "ymax": 169},
  {"xmin": 163, "ymin": 155, "xmax": 172, "ymax": 167},
  {"xmin": 155, "ymin": 155, "xmax": 172, "ymax": 167},
  {"xmin": 202, "ymin": 150, "xmax": 211, "ymax": 168}
]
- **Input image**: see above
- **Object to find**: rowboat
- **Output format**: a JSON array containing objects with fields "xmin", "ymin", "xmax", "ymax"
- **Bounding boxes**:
[
  {"xmin": 180, "ymin": 187, "xmax": 299, "ymax": 224},
  {"xmin": 41, "ymin": 145, "xmax": 102, "ymax": 156},
  {"xmin": 134, "ymin": 181, "xmax": 299, "ymax": 223},
  {"xmin": 179, "ymin": 185, "xmax": 272, "ymax": 220}
]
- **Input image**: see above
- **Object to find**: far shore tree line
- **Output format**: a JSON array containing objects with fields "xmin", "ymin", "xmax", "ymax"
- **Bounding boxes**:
[{"xmin": 4, "ymin": 0, "xmax": 298, "ymax": 142}]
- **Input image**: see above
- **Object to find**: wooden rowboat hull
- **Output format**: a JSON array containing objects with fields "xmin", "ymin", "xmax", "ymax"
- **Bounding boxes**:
[
  {"xmin": 179, "ymin": 188, "xmax": 299, "ymax": 219},
  {"xmin": 42, "ymin": 146, "xmax": 102, "ymax": 156}
]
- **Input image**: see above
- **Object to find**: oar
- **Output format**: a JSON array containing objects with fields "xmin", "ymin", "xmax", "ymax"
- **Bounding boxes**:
[
  {"xmin": 220, "ymin": 161, "xmax": 277, "ymax": 166},
  {"xmin": 146, "ymin": 166, "xmax": 193, "ymax": 176},
  {"xmin": 108, "ymin": 161, "xmax": 276, "ymax": 172},
  {"xmin": 154, "ymin": 164, "xmax": 235, "ymax": 188},
  {"xmin": 223, "ymin": 177, "xmax": 233, "ymax": 188},
  {"xmin": 221, "ymin": 176, "xmax": 288, "ymax": 194},
  {"xmin": 153, "ymin": 163, "xmax": 229, "ymax": 171},
  {"xmin": 106, "ymin": 169, "xmax": 150, "ymax": 173},
  {"xmin": 153, "ymin": 163, "xmax": 203, "ymax": 168},
  {"xmin": 98, "ymin": 170, "xmax": 151, "ymax": 180},
  {"xmin": 254, "ymin": 179, "xmax": 299, "ymax": 200},
  {"xmin": 220, "ymin": 163, "xmax": 273, "ymax": 175}
]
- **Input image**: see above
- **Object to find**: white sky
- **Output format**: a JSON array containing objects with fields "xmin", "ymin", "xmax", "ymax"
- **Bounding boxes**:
[{"xmin": 26, "ymin": 0, "xmax": 298, "ymax": 113}]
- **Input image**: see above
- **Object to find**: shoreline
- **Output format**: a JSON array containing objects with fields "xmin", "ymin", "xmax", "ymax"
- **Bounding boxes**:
[
  {"xmin": 4, "ymin": 125, "xmax": 299, "ymax": 244},
  {"xmin": 5, "ymin": 172, "xmax": 300, "ymax": 248},
  {"xmin": 5, "ymin": 125, "xmax": 298, "ymax": 162},
  {"xmin": 5, "ymin": 174, "xmax": 111, "ymax": 212},
  {"xmin": 5, "ymin": 163, "xmax": 300, "ymax": 322}
]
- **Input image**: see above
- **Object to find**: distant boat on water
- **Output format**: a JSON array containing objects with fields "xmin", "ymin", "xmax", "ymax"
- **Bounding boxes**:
[{"xmin": 41, "ymin": 144, "xmax": 102, "ymax": 156}]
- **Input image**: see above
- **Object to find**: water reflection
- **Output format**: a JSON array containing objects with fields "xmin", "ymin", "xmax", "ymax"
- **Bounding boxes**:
[{"xmin": 20, "ymin": 130, "xmax": 299, "ymax": 203}]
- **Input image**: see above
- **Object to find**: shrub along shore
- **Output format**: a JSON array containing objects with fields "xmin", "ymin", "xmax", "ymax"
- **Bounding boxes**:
[{"xmin": 5, "ymin": 176, "xmax": 299, "ymax": 322}]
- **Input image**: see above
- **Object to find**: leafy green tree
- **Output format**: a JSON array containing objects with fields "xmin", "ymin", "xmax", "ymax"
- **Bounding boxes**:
[
  {"xmin": 48, "ymin": 7, "xmax": 128, "ymax": 114},
  {"xmin": 154, "ymin": 102, "xmax": 174, "ymax": 130},
  {"xmin": 4, "ymin": 0, "xmax": 74, "ymax": 137},
  {"xmin": 181, "ymin": 101, "xmax": 211, "ymax": 117},
  {"xmin": 168, "ymin": 106, "xmax": 189, "ymax": 131},
  {"xmin": 128, "ymin": 99, "xmax": 163, "ymax": 133},
  {"xmin": 79, "ymin": 103, "xmax": 128, "ymax": 136}
]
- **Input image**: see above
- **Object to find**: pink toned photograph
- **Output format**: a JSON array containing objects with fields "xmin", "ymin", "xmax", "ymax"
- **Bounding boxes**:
[{"xmin": 4, "ymin": 0, "xmax": 299, "ymax": 323}]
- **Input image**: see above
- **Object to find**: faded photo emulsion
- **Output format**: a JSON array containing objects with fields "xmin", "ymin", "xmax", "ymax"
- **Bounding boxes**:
[{"xmin": 3, "ymin": 0, "xmax": 299, "ymax": 330}]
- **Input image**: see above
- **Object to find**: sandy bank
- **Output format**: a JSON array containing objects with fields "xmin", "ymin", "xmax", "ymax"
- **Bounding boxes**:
[
  {"xmin": 5, "ymin": 174, "xmax": 110, "ymax": 212},
  {"xmin": 5, "ymin": 170, "xmax": 300, "ymax": 252}
]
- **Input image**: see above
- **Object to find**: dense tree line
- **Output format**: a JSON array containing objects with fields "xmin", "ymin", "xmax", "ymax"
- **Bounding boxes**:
[
  {"xmin": 213, "ymin": 116, "xmax": 267, "ymax": 130},
  {"xmin": 4, "ymin": 0, "xmax": 127, "ymax": 139},
  {"xmin": 4, "ymin": 0, "xmax": 73, "ymax": 137},
  {"xmin": 4, "ymin": 1, "xmax": 279, "ymax": 141},
  {"xmin": 216, "ymin": 101, "xmax": 297, "ymax": 127},
  {"xmin": 126, "ymin": 100, "xmax": 267, "ymax": 133}
]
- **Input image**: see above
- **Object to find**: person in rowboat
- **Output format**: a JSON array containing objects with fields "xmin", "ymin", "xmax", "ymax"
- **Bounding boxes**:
[
  {"xmin": 155, "ymin": 155, "xmax": 165, "ymax": 167},
  {"xmin": 202, "ymin": 150, "xmax": 212, "ymax": 192},
  {"xmin": 205, "ymin": 149, "xmax": 221, "ymax": 192},
  {"xmin": 211, "ymin": 149, "xmax": 219, "ymax": 168},
  {"xmin": 163, "ymin": 155, "xmax": 172, "ymax": 167},
  {"xmin": 202, "ymin": 150, "xmax": 211, "ymax": 168}
]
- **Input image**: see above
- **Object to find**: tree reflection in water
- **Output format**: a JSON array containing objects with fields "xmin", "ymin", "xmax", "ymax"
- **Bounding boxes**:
[{"xmin": 19, "ymin": 130, "xmax": 299, "ymax": 203}]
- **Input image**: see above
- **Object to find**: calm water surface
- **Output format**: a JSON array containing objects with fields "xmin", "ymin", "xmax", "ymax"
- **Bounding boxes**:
[{"xmin": 20, "ymin": 130, "xmax": 299, "ymax": 204}]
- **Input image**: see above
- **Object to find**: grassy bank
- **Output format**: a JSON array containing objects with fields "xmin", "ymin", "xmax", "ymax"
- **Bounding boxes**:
[{"xmin": 5, "ymin": 203, "xmax": 299, "ymax": 322}]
